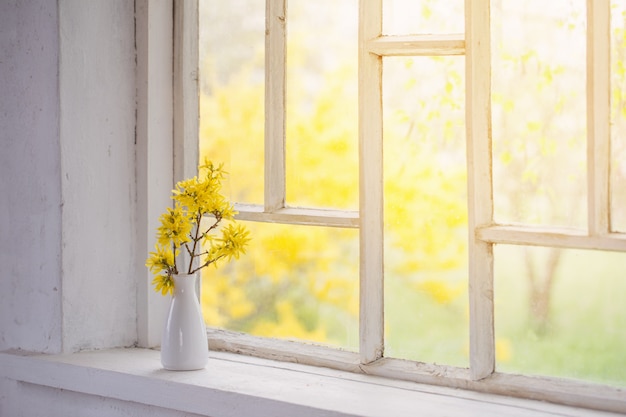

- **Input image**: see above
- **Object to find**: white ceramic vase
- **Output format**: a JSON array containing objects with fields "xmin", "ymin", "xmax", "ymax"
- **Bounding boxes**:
[{"xmin": 161, "ymin": 273, "xmax": 208, "ymax": 370}]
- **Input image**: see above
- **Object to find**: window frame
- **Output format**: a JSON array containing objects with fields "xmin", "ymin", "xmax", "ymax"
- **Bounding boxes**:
[
  {"xmin": 136, "ymin": 0, "xmax": 176, "ymax": 348},
  {"xmin": 136, "ymin": 0, "xmax": 201, "ymax": 348},
  {"xmin": 192, "ymin": 0, "xmax": 626, "ymax": 413}
]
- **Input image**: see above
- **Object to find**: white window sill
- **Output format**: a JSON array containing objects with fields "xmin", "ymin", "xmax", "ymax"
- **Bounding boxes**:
[{"xmin": 0, "ymin": 348, "xmax": 618, "ymax": 417}]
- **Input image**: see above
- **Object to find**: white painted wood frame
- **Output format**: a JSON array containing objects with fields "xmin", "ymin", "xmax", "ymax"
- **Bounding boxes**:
[
  {"xmin": 136, "ymin": 0, "xmax": 200, "ymax": 347},
  {"xmin": 236, "ymin": 0, "xmax": 362, "ymax": 227},
  {"xmin": 136, "ymin": 0, "xmax": 175, "ymax": 348},
  {"xmin": 478, "ymin": 224, "xmax": 626, "ymax": 251},
  {"xmin": 265, "ymin": 0, "xmax": 287, "ymax": 212},
  {"xmin": 587, "ymin": 0, "xmax": 611, "ymax": 236},
  {"xmin": 174, "ymin": 0, "xmax": 199, "ymax": 184},
  {"xmin": 359, "ymin": 0, "xmax": 385, "ymax": 365},
  {"xmin": 174, "ymin": 0, "xmax": 200, "ymax": 276},
  {"xmin": 5, "ymin": 348, "xmax": 621, "ymax": 417},
  {"xmin": 234, "ymin": 203, "xmax": 359, "ymax": 228},
  {"xmin": 195, "ymin": 0, "xmax": 626, "ymax": 413},
  {"xmin": 465, "ymin": 0, "xmax": 495, "ymax": 381},
  {"xmin": 367, "ymin": 34, "xmax": 465, "ymax": 56}
]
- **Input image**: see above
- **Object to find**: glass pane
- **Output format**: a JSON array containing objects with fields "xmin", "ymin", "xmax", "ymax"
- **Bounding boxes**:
[
  {"xmin": 611, "ymin": 1, "xmax": 626, "ymax": 232},
  {"xmin": 383, "ymin": 56, "xmax": 468, "ymax": 367},
  {"xmin": 201, "ymin": 221, "xmax": 359, "ymax": 350},
  {"xmin": 199, "ymin": 0, "xmax": 265, "ymax": 205},
  {"xmin": 492, "ymin": 1, "xmax": 587, "ymax": 228},
  {"xmin": 286, "ymin": 1, "xmax": 358, "ymax": 210},
  {"xmin": 495, "ymin": 245, "xmax": 626, "ymax": 387},
  {"xmin": 383, "ymin": 0, "xmax": 464, "ymax": 35}
]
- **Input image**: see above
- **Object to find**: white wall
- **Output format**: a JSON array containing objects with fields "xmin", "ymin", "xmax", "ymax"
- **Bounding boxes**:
[
  {"xmin": 59, "ymin": 0, "xmax": 137, "ymax": 352},
  {"xmin": 0, "ymin": 0, "xmax": 185, "ymax": 413},
  {"xmin": 0, "ymin": 0, "xmax": 136, "ymax": 353},
  {"xmin": 0, "ymin": 2, "xmax": 196, "ymax": 415},
  {"xmin": 1, "ymin": 380, "xmax": 205, "ymax": 417},
  {"xmin": 0, "ymin": 0, "xmax": 63, "ymax": 354}
]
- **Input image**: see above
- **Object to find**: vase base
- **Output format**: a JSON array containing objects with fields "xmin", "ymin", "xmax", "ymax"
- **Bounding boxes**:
[{"xmin": 161, "ymin": 360, "xmax": 208, "ymax": 371}]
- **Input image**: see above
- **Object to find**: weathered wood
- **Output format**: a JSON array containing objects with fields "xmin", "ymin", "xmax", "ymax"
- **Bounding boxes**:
[
  {"xmin": 208, "ymin": 328, "xmax": 361, "ymax": 371},
  {"xmin": 465, "ymin": 0, "xmax": 495, "ymax": 381},
  {"xmin": 367, "ymin": 34, "xmax": 465, "ymax": 56},
  {"xmin": 587, "ymin": 0, "xmax": 611, "ymax": 235},
  {"xmin": 234, "ymin": 203, "xmax": 359, "ymax": 228},
  {"xmin": 265, "ymin": 0, "xmax": 287, "ymax": 212},
  {"xmin": 193, "ymin": 1, "xmax": 626, "ymax": 413},
  {"xmin": 3, "ymin": 348, "xmax": 623, "ymax": 415},
  {"xmin": 174, "ymin": 0, "xmax": 199, "ymax": 184},
  {"xmin": 173, "ymin": 0, "xmax": 200, "ymax": 285},
  {"xmin": 135, "ymin": 0, "xmax": 175, "ymax": 348},
  {"xmin": 477, "ymin": 224, "xmax": 626, "ymax": 252},
  {"xmin": 358, "ymin": 0, "xmax": 385, "ymax": 365},
  {"xmin": 206, "ymin": 330, "xmax": 626, "ymax": 415}
]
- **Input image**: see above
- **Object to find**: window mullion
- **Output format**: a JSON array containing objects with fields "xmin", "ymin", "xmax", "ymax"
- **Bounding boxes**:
[
  {"xmin": 173, "ymin": 0, "xmax": 199, "ymax": 185},
  {"xmin": 265, "ymin": 0, "xmax": 287, "ymax": 212},
  {"xmin": 173, "ymin": 0, "xmax": 199, "ymax": 275},
  {"xmin": 359, "ymin": 0, "xmax": 384, "ymax": 365},
  {"xmin": 465, "ymin": 0, "xmax": 495, "ymax": 381},
  {"xmin": 587, "ymin": 0, "xmax": 611, "ymax": 235},
  {"xmin": 136, "ymin": 0, "xmax": 175, "ymax": 348}
]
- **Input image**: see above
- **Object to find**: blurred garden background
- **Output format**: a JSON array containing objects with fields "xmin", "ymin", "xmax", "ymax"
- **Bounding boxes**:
[{"xmin": 197, "ymin": 0, "xmax": 626, "ymax": 387}]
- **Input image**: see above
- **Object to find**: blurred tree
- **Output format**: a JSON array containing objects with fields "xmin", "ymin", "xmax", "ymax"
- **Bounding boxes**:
[
  {"xmin": 197, "ymin": 0, "xmax": 626, "ymax": 365},
  {"xmin": 198, "ymin": 55, "xmax": 469, "ymax": 350}
]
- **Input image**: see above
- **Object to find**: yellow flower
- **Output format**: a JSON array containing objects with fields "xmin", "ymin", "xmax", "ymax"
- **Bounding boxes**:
[
  {"xmin": 214, "ymin": 223, "xmax": 250, "ymax": 262},
  {"xmin": 217, "ymin": 200, "xmax": 237, "ymax": 220},
  {"xmin": 157, "ymin": 205, "xmax": 192, "ymax": 248},
  {"xmin": 145, "ymin": 244, "xmax": 177, "ymax": 275},
  {"xmin": 152, "ymin": 274, "xmax": 174, "ymax": 296},
  {"xmin": 172, "ymin": 160, "xmax": 234, "ymax": 218},
  {"xmin": 146, "ymin": 159, "xmax": 250, "ymax": 296}
]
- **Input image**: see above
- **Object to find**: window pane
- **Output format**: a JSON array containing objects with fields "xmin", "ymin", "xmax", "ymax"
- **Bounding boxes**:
[
  {"xmin": 199, "ymin": 0, "xmax": 265, "ymax": 205},
  {"xmin": 201, "ymin": 221, "xmax": 359, "ymax": 351},
  {"xmin": 383, "ymin": 0, "xmax": 464, "ymax": 35},
  {"xmin": 495, "ymin": 245, "xmax": 626, "ymax": 387},
  {"xmin": 492, "ymin": 1, "xmax": 587, "ymax": 228},
  {"xmin": 285, "ymin": 1, "xmax": 358, "ymax": 210},
  {"xmin": 611, "ymin": 0, "xmax": 626, "ymax": 233},
  {"xmin": 383, "ymin": 56, "xmax": 468, "ymax": 367}
]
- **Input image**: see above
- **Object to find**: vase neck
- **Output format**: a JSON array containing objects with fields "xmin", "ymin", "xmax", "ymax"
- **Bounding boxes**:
[{"xmin": 172, "ymin": 273, "xmax": 198, "ymax": 296}]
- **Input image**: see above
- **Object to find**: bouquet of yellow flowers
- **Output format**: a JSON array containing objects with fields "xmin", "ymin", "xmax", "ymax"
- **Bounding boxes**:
[{"xmin": 146, "ymin": 159, "xmax": 250, "ymax": 295}]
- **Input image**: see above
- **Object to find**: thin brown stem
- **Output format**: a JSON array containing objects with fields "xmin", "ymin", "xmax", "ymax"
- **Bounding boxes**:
[
  {"xmin": 183, "ymin": 241, "xmax": 194, "ymax": 258},
  {"xmin": 171, "ymin": 242, "xmax": 179, "ymax": 275},
  {"xmin": 187, "ymin": 212, "xmax": 203, "ymax": 274},
  {"xmin": 189, "ymin": 253, "xmax": 227, "ymax": 275},
  {"xmin": 202, "ymin": 215, "xmax": 222, "ymax": 237}
]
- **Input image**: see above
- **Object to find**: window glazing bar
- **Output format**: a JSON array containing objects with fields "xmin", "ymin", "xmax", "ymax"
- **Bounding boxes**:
[
  {"xmin": 174, "ymin": 0, "xmax": 199, "ymax": 184},
  {"xmin": 234, "ymin": 204, "xmax": 359, "ymax": 228},
  {"xmin": 359, "ymin": 0, "xmax": 384, "ymax": 365},
  {"xmin": 265, "ymin": 0, "xmax": 287, "ymax": 212},
  {"xmin": 174, "ymin": 0, "xmax": 199, "ymax": 276},
  {"xmin": 477, "ymin": 224, "xmax": 626, "ymax": 252},
  {"xmin": 587, "ymin": 0, "xmax": 611, "ymax": 235},
  {"xmin": 367, "ymin": 34, "xmax": 465, "ymax": 56},
  {"xmin": 465, "ymin": 0, "xmax": 495, "ymax": 381}
]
